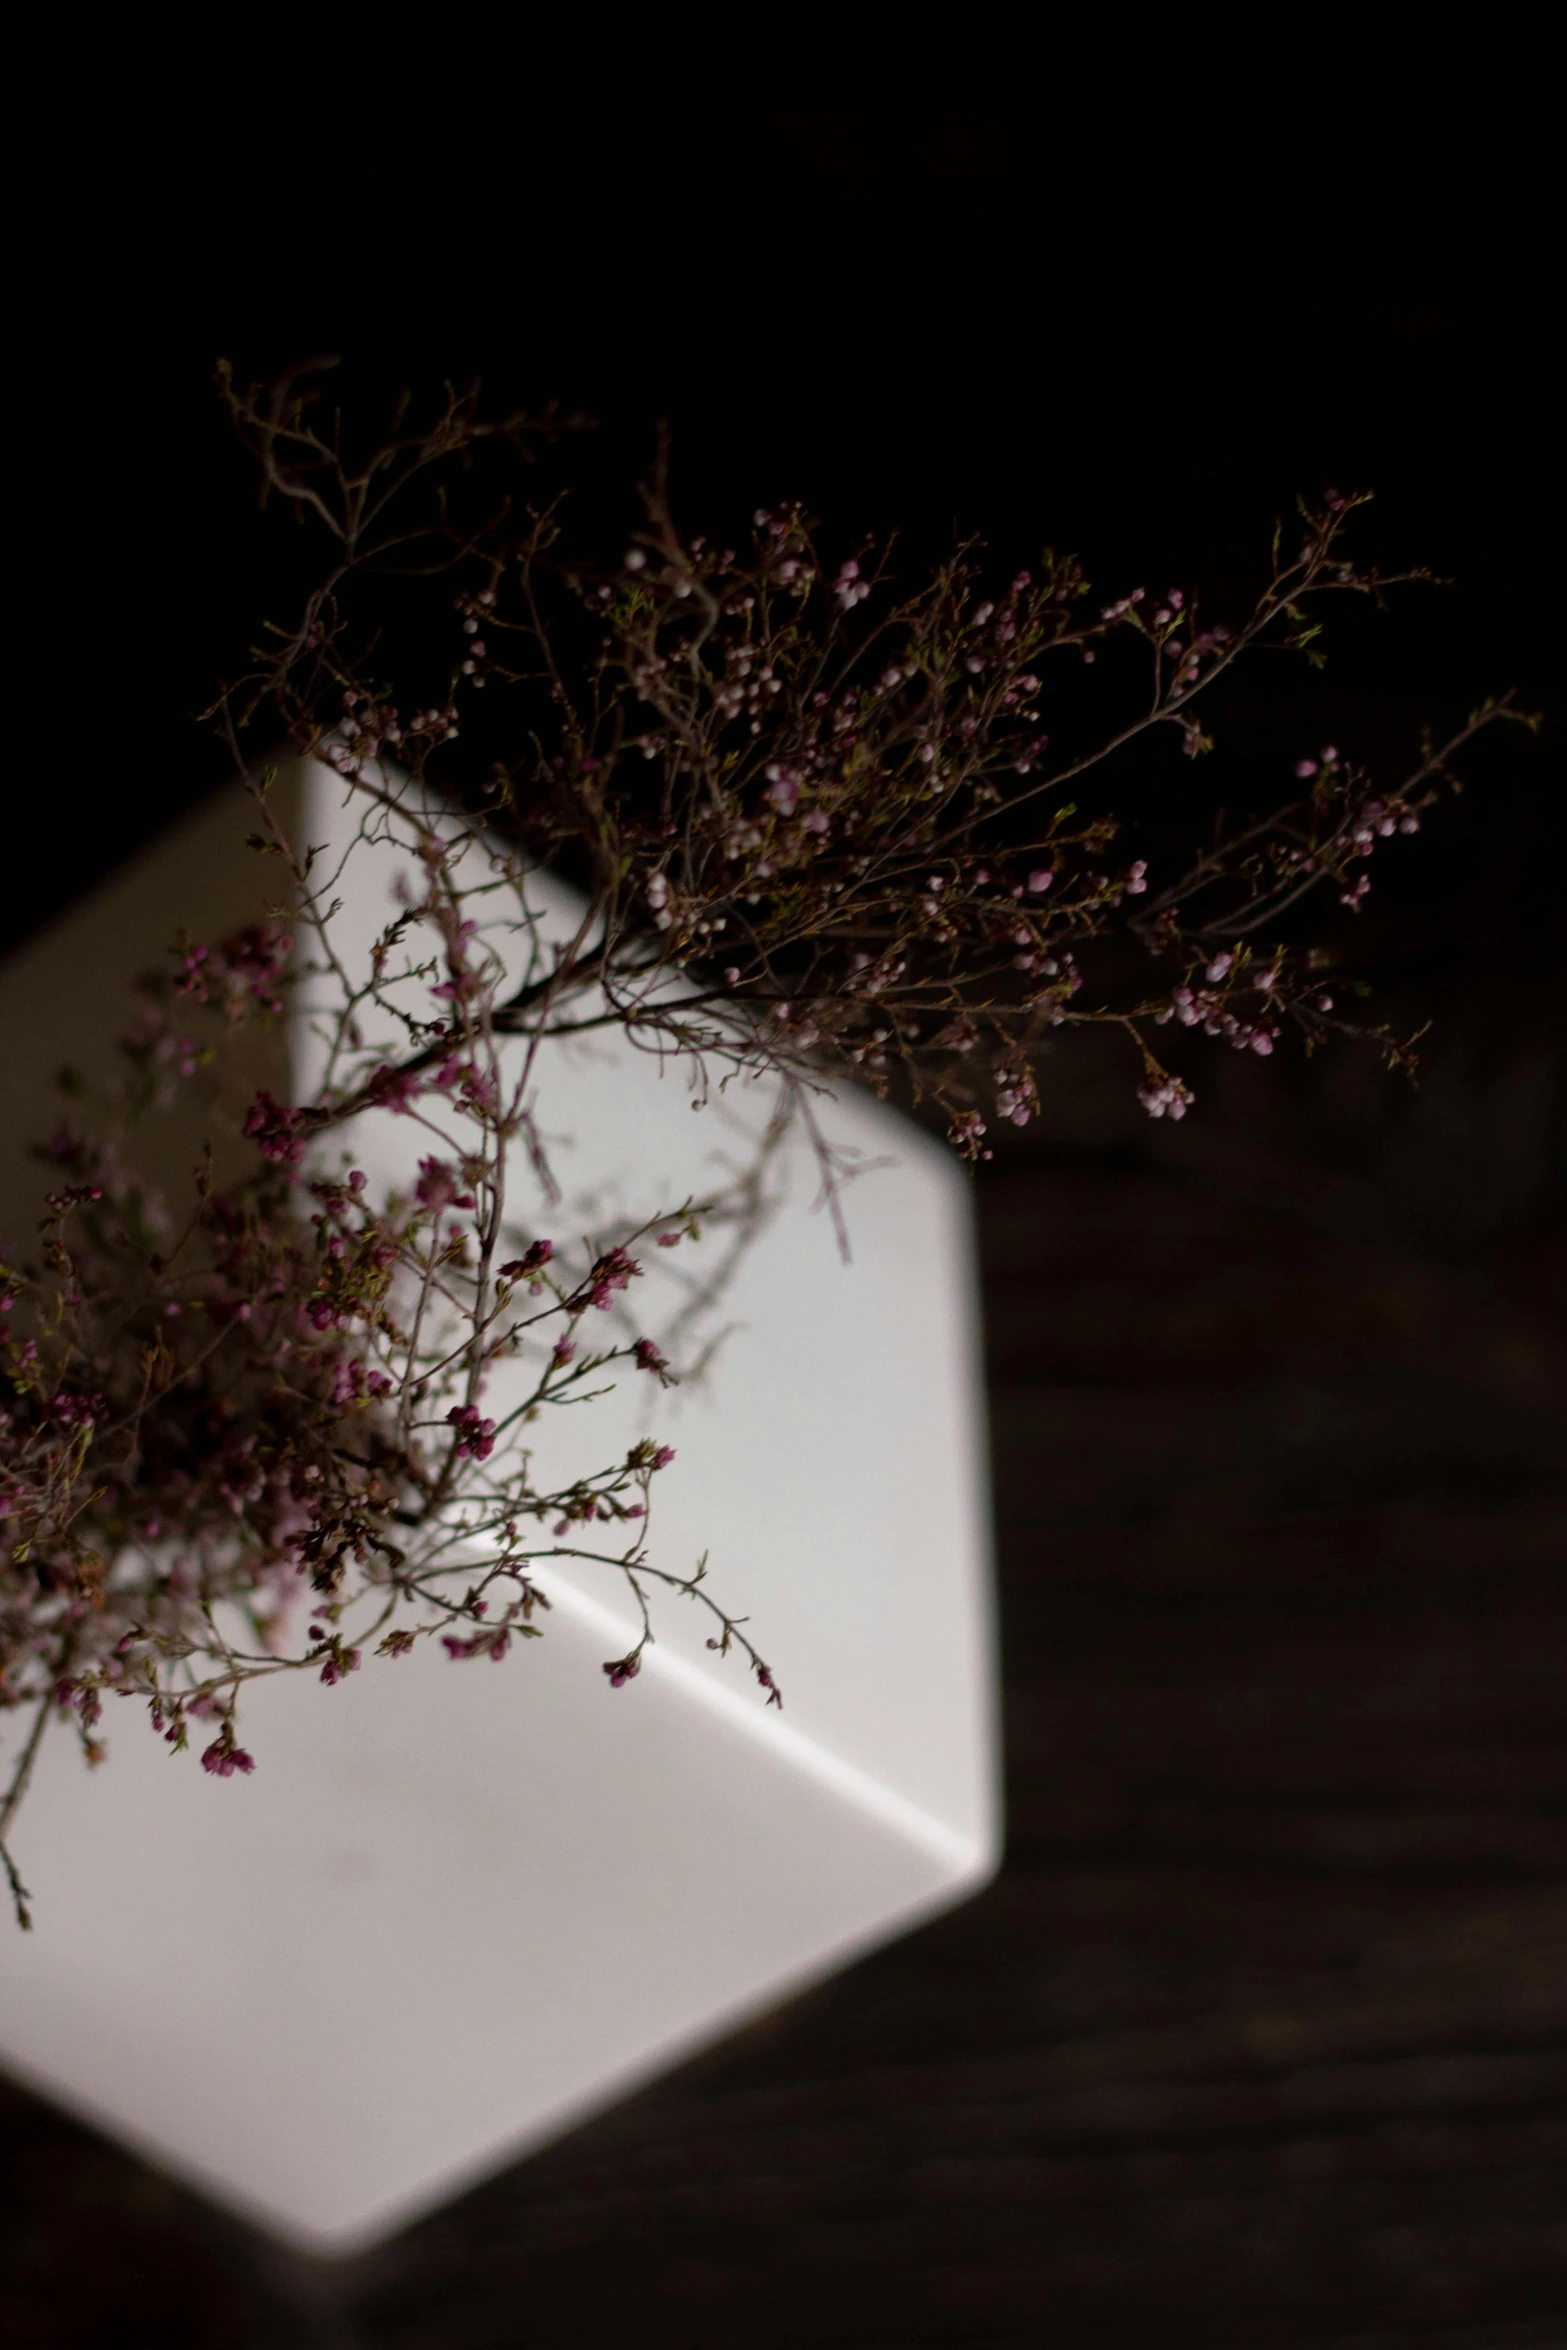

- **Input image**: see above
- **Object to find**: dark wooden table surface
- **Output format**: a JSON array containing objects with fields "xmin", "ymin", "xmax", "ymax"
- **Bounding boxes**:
[{"xmin": 3, "ymin": 1020, "xmax": 1563, "ymax": 2350}]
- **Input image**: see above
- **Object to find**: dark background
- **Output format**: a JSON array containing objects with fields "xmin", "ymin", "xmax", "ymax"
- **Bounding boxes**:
[{"xmin": 4, "ymin": 93, "xmax": 1563, "ymax": 2345}]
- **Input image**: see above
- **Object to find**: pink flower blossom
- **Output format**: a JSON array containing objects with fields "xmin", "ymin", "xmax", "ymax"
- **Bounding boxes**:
[
  {"xmin": 447, "ymin": 1404, "xmax": 497, "ymax": 1461},
  {"xmin": 1138, "ymin": 1075, "xmax": 1195, "ymax": 1121},
  {"xmin": 242, "ymin": 1091, "xmax": 307, "ymax": 1167},
  {"xmin": 586, "ymin": 1246, "xmax": 640, "ymax": 1309},
  {"xmin": 416, "ymin": 1158, "xmax": 475, "ymax": 1213}
]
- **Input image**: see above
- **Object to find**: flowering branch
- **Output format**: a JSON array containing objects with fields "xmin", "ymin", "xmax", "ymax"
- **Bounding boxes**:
[{"xmin": 0, "ymin": 367, "xmax": 1533, "ymax": 1925}]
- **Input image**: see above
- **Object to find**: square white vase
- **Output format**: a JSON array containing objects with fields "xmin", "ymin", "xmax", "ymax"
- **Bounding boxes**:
[{"xmin": 0, "ymin": 761, "xmax": 999, "ymax": 2252}]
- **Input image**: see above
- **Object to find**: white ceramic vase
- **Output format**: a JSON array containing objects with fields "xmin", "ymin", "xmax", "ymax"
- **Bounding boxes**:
[{"xmin": 0, "ymin": 760, "xmax": 999, "ymax": 2250}]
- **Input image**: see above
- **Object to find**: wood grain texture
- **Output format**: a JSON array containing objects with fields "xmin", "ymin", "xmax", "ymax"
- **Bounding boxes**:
[{"xmin": 3, "ymin": 1026, "xmax": 1563, "ymax": 2349}]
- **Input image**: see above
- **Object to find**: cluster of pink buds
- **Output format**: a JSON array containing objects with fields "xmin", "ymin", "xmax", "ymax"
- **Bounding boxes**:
[
  {"xmin": 442, "ymin": 1627, "xmax": 512, "ymax": 1662},
  {"xmin": 242, "ymin": 1090, "xmax": 308, "ymax": 1168},
  {"xmin": 763, "ymin": 763, "xmax": 802, "ymax": 815},
  {"xmin": 415, "ymin": 1157, "xmax": 476, "ymax": 1214},
  {"xmin": 499, "ymin": 1240, "xmax": 553, "ymax": 1288},
  {"xmin": 1160, "ymin": 985, "xmax": 1278, "ymax": 1054},
  {"xmin": 316, "ymin": 1642, "xmax": 363, "ymax": 1688},
  {"xmin": 334, "ymin": 690, "xmax": 405, "ymax": 760},
  {"xmin": 947, "ymin": 1110, "xmax": 992, "ymax": 1161},
  {"xmin": 176, "ymin": 923, "xmax": 293, "ymax": 1021},
  {"xmin": 200, "ymin": 1735, "xmax": 256, "ymax": 1778},
  {"xmin": 447, "ymin": 1404, "xmax": 497, "ymax": 1461},
  {"xmin": 456, "ymin": 600, "xmax": 491, "ymax": 685},
  {"xmin": 329, "ymin": 1357, "xmax": 392, "ymax": 1409},
  {"xmin": 1295, "ymin": 744, "xmax": 1341, "ymax": 779},
  {"xmin": 1138, "ymin": 1075, "xmax": 1196, "ymax": 1120},
  {"xmin": 584, "ymin": 1247, "xmax": 640, "ymax": 1311},
  {"xmin": 832, "ymin": 559, "xmax": 871, "ymax": 609},
  {"xmin": 993, "ymin": 1066, "xmax": 1039, "ymax": 1128}
]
